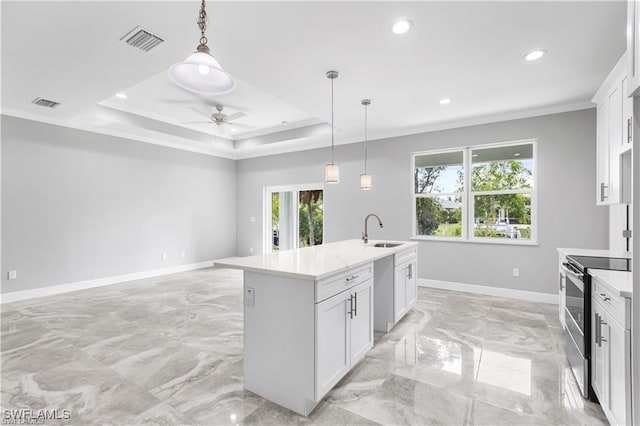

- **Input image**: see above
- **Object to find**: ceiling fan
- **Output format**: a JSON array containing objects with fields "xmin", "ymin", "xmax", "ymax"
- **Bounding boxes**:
[{"xmin": 184, "ymin": 104, "xmax": 256, "ymax": 135}]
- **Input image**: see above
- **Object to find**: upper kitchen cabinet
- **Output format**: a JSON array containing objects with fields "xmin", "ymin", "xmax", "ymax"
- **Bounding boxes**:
[
  {"xmin": 627, "ymin": 0, "xmax": 640, "ymax": 96},
  {"xmin": 593, "ymin": 54, "xmax": 633, "ymax": 206}
]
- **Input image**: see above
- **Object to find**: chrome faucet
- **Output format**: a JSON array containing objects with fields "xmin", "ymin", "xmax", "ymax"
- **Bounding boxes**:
[{"xmin": 362, "ymin": 213, "xmax": 384, "ymax": 244}]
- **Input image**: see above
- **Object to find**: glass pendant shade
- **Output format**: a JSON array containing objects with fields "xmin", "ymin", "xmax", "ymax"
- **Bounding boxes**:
[
  {"xmin": 168, "ymin": 49, "xmax": 236, "ymax": 95},
  {"xmin": 325, "ymin": 163, "xmax": 340, "ymax": 183},
  {"xmin": 360, "ymin": 174, "xmax": 372, "ymax": 190}
]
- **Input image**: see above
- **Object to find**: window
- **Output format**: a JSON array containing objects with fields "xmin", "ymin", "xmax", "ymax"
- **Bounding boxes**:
[
  {"xmin": 414, "ymin": 150, "xmax": 464, "ymax": 238},
  {"xmin": 412, "ymin": 140, "xmax": 536, "ymax": 244}
]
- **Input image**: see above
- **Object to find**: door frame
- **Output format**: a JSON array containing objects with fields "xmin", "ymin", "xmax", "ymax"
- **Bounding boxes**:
[{"xmin": 263, "ymin": 183, "xmax": 324, "ymax": 254}]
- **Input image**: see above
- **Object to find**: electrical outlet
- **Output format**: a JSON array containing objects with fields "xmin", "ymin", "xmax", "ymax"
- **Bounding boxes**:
[
  {"xmin": 180, "ymin": 251, "xmax": 185, "ymax": 259},
  {"xmin": 245, "ymin": 287, "xmax": 255, "ymax": 307},
  {"xmin": 250, "ymin": 216, "xmax": 256, "ymax": 223},
  {"xmin": 249, "ymin": 247, "xmax": 254, "ymax": 253},
  {"xmin": 7, "ymin": 270, "xmax": 17, "ymax": 280},
  {"xmin": 161, "ymin": 253, "xmax": 167, "ymax": 261},
  {"xmin": 512, "ymin": 268, "xmax": 520, "ymax": 277}
]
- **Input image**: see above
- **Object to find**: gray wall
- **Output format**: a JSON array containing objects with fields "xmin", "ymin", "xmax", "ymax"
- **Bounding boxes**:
[
  {"xmin": 237, "ymin": 109, "xmax": 608, "ymax": 295},
  {"xmin": 1, "ymin": 115, "xmax": 237, "ymax": 294}
]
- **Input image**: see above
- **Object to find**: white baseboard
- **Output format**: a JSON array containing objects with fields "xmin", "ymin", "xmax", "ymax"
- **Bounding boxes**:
[
  {"xmin": 418, "ymin": 278, "xmax": 558, "ymax": 304},
  {"xmin": 1, "ymin": 261, "xmax": 214, "ymax": 304}
]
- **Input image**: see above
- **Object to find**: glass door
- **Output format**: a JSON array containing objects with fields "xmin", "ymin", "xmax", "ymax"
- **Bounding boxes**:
[{"xmin": 265, "ymin": 184, "xmax": 324, "ymax": 253}]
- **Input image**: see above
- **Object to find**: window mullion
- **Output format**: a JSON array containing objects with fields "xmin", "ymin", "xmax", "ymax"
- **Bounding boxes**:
[{"xmin": 464, "ymin": 147, "xmax": 472, "ymax": 240}]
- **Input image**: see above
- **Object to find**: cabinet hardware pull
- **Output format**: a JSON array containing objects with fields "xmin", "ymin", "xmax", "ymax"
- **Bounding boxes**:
[
  {"xmin": 348, "ymin": 295, "xmax": 354, "ymax": 319},
  {"xmin": 600, "ymin": 182, "xmax": 608, "ymax": 201},
  {"xmin": 407, "ymin": 264, "xmax": 413, "ymax": 280},
  {"xmin": 596, "ymin": 313, "xmax": 602, "ymax": 346},
  {"xmin": 598, "ymin": 293, "xmax": 611, "ymax": 302},
  {"xmin": 353, "ymin": 292, "xmax": 358, "ymax": 317},
  {"xmin": 628, "ymin": 117, "xmax": 633, "ymax": 143},
  {"xmin": 346, "ymin": 275, "xmax": 359, "ymax": 282}
]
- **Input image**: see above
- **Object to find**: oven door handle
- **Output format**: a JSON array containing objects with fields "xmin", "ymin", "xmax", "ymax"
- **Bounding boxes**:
[{"xmin": 561, "ymin": 263, "xmax": 584, "ymax": 281}]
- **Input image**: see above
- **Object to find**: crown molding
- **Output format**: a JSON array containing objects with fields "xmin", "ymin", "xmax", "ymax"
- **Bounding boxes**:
[{"xmin": 3, "ymin": 100, "xmax": 594, "ymax": 161}]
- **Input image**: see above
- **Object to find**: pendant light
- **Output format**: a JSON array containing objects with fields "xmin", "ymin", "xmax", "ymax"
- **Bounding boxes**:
[
  {"xmin": 168, "ymin": 0, "xmax": 236, "ymax": 95},
  {"xmin": 360, "ymin": 99, "xmax": 372, "ymax": 190},
  {"xmin": 325, "ymin": 71, "xmax": 340, "ymax": 183}
]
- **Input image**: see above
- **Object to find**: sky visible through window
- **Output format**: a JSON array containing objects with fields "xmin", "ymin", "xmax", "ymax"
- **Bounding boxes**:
[{"xmin": 429, "ymin": 159, "xmax": 533, "ymax": 193}]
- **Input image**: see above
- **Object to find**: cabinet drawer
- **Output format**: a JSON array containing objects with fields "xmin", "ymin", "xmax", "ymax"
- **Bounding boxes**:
[
  {"xmin": 394, "ymin": 248, "xmax": 417, "ymax": 267},
  {"xmin": 316, "ymin": 263, "xmax": 373, "ymax": 303},
  {"xmin": 593, "ymin": 281, "xmax": 628, "ymax": 328}
]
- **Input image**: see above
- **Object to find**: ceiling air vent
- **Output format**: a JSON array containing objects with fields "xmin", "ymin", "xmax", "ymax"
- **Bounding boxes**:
[
  {"xmin": 121, "ymin": 26, "xmax": 165, "ymax": 52},
  {"xmin": 31, "ymin": 98, "xmax": 60, "ymax": 108}
]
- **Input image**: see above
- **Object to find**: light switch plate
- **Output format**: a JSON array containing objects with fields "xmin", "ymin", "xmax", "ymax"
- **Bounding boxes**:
[{"xmin": 245, "ymin": 287, "xmax": 255, "ymax": 307}]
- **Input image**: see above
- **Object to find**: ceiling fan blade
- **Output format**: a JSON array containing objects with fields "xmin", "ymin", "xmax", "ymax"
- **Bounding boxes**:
[
  {"xmin": 228, "ymin": 122, "xmax": 257, "ymax": 130},
  {"xmin": 182, "ymin": 121, "xmax": 214, "ymax": 124},
  {"xmin": 225, "ymin": 111, "xmax": 246, "ymax": 121}
]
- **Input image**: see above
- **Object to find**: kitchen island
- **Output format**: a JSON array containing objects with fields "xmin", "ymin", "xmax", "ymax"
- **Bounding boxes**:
[{"xmin": 215, "ymin": 239, "xmax": 418, "ymax": 416}]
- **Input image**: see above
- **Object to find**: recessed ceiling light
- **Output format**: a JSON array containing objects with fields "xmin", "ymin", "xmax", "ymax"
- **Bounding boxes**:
[
  {"xmin": 514, "ymin": 153, "xmax": 521, "ymax": 157},
  {"xmin": 439, "ymin": 98, "xmax": 451, "ymax": 105},
  {"xmin": 116, "ymin": 93, "xmax": 128, "ymax": 99},
  {"xmin": 281, "ymin": 121, "xmax": 288, "ymax": 126},
  {"xmin": 392, "ymin": 20, "xmax": 413, "ymax": 35},
  {"xmin": 524, "ymin": 49, "xmax": 546, "ymax": 62},
  {"xmin": 229, "ymin": 127, "xmax": 238, "ymax": 132}
]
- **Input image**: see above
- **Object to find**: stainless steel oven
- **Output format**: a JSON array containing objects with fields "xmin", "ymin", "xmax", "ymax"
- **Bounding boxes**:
[{"xmin": 562, "ymin": 255, "xmax": 631, "ymax": 400}]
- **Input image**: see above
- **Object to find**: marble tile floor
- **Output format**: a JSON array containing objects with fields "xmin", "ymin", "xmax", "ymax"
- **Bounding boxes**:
[{"xmin": 1, "ymin": 267, "xmax": 607, "ymax": 425}]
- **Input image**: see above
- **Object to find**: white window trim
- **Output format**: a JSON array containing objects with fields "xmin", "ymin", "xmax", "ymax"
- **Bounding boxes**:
[
  {"xmin": 411, "ymin": 139, "xmax": 538, "ymax": 245},
  {"xmin": 263, "ymin": 183, "xmax": 325, "ymax": 254}
]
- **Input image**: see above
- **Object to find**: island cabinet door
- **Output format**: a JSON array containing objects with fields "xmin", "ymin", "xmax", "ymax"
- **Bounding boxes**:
[
  {"xmin": 315, "ymin": 289, "xmax": 351, "ymax": 400},
  {"xmin": 350, "ymin": 279, "xmax": 374, "ymax": 366},
  {"xmin": 405, "ymin": 261, "xmax": 417, "ymax": 308},
  {"xmin": 394, "ymin": 265, "xmax": 408, "ymax": 323}
]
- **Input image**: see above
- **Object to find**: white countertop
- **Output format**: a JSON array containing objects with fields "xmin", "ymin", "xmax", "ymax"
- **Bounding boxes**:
[
  {"xmin": 557, "ymin": 247, "xmax": 632, "ymax": 259},
  {"xmin": 589, "ymin": 269, "xmax": 633, "ymax": 299},
  {"xmin": 215, "ymin": 239, "xmax": 418, "ymax": 280}
]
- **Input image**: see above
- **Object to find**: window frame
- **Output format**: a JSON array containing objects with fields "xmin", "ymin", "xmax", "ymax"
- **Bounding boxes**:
[{"xmin": 411, "ymin": 139, "xmax": 538, "ymax": 246}]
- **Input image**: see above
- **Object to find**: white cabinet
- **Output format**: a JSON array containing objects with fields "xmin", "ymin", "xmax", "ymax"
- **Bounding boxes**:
[
  {"xmin": 627, "ymin": 0, "xmax": 640, "ymax": 96},
  {"xmin": 593, "ymin": 54, "xmax": 633, "ymax": 205},
  {"xmin": 622, "ymin": 76, "xmax": 634, "ymax": 149},
  {"xmin": 394, "ymin": 257, "xmax": 417, "ymax": 323},
  {"xmin": 316, "ymin": 278, "xmax": 373, "ymax": 400},
  {"xmin": 316, "ymin": 288, "xmax": 351, "ymax": 398},
  {"xmin": 596, "ymin": 101, "xmax": 612, "ymax": 205},
  {"xmin": 349, "ymin": 280, "xmax": 374, "ymax": 364},
  {"xmin": 373, "ymin": 247, "xmax": 418, "ymax": 332},
  {"xmin": 591, "ymin": 279, "xmax": 632, "ymax": 426},
  {"xmin": 591, "ymin": 298, "xmax": 608, "ymax": 401}
]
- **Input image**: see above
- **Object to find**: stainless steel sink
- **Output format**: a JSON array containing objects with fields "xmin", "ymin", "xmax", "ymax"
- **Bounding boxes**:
[{"xmin": 373, "ymin": 242, "xmax": 402, "ymax": 248}]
